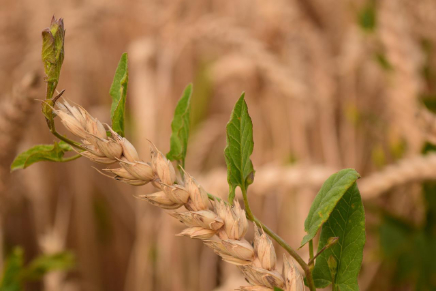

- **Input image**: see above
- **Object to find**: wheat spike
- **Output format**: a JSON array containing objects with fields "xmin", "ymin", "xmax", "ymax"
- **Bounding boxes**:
[{"xmin": 55, "ymin": 100, "xmax": 304, "ymax": 290}]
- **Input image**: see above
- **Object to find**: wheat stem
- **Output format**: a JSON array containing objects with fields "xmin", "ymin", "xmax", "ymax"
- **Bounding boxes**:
[
  {"xmin": 51, "ymin": 127, "xmax": 85, "ymax": 151},
  {"xmin": 241, "ymin": 187, "xmax": 317, "ymax": 291},
  {"xmin": 59, "ymin": 154, "xmax": 82, "ymax": 162},
  {"xmin": 309, "ymin": 240, "xmax": 314, "ymax": 270},
  {"xmin": 308, "ymin": 237, "xmax": 338, "ymax": 266}
]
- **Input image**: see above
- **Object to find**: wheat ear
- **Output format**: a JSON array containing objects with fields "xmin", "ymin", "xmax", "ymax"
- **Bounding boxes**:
[{"xmin": 54, "ymin": 101, "xmax": 304, "ymax": 290}]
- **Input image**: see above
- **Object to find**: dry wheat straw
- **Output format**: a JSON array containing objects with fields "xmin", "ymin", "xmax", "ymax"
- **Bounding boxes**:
[
  {"xmin": 358, "ymin": 153, "xmax": 436, "ymax": 199},
  {"xmin": 198, "ymin": 155, "xmax": 436, "ymax": 201},
  {"xmin": 174, "ymin": 17, "xmax": 307, "ymax": 102},
  {"xmin": 0, "ymin": 73, "xmax": 39, "ymax": 164},
  {"xmin": 37, "ymin": 192, "xmax": 76, "ymax": 291},
  {"xmin": 55, "ymin": 100, "xmax": 304, "ymax": 290},
  {"xmin": 379, "ymin": 0, "xmax": 425, "ymax": 154},
  {"xmin": 0, "ymin": 69, "xmax": 40, "ymax": 249}
]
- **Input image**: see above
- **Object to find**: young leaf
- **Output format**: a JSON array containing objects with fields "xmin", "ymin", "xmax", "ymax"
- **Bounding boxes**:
[
  {"xmin": 0, "ymin": 248, "xmax": 24, "ymax": 291},
  {"xmin": 166, "ymin": 84, "xmax": 193, "ymax": 167},
  {"xmin": 312, "ymin": 183, "xmax": 365, "ymax": 290},
  {"xmin": 10, "ymin": 141, "xmax": 74, "ymax": 171},
  {"xmin": 41, "ymin": 16, "xmax": 65, "ymax": 100},
  {"xmin": 22, "ymin": 251, "xmax": 75, "ymax": 280},
  {"xmin": 109, "ymin": 52, "xmax": 128, "ymax": 137},
  {"xmin": 224, "ymin": 93, "xmax": 255, "ymax": 204},
  {"xmin": 301, "ymin": 169, "xmax": 360, "ymax": 247}
]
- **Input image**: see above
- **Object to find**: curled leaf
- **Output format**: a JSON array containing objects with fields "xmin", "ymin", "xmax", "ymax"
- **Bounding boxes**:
[{"xmin": 11, "ymin": 141, "xmax": 75, "ymax": 171}]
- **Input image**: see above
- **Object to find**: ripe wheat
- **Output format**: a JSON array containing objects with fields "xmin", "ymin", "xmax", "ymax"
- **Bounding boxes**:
[{"xmin": 55, "ymin": 100, "xmax": 304, "ymax": 291}]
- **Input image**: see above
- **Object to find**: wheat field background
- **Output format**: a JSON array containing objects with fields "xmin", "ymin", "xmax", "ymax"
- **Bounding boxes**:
[{"xmin": 1, "ymin": 0, "xmax": 436, "ymax": 290}]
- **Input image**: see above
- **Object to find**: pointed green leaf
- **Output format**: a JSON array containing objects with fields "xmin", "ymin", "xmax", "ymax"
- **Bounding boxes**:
[
  {"xmin": 10, "ymin": 141, "xmax": 74, "ymax": 171},
  {"xmin": 22, "ymin": 251, "xmax": 74, "ymax": 281},
  {"xmin": 41, "ymin": 16, "xmax": 65, "ymax": 100},
  {"xmin": 301, "ymin": 169, "xmax": 360, "ymax": 247},
  {"xmin": 166, "ymin": 84, "xmax": 193, "ymax": 167},
  {"xmin": 109, "ymin": 53, "xmax": 128, "ymax": 137},
  {"xmin": 0, "ymin": 248, "xmax": 24, "ymax": 291},
  {"xmin": 312, "ymin": 183, "xmax": 365, "ymax": 290},
  {"xmin": 224, "ymin": 93, "xmax": 255, "ymax": 204}
]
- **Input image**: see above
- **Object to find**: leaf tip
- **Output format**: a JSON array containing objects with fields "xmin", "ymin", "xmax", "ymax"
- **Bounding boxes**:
[{"xmin": 245, "ymin": 170, "xmax": 255, "ymax": 186}]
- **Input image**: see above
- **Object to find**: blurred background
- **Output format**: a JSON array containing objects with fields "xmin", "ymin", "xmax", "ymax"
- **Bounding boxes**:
[{"xmin": 1, "ymin": 0, "xmax": 436, "ymax": 290}]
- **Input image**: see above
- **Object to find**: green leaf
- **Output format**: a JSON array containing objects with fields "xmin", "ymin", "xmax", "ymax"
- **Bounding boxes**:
[
  {"xmin": 22, "ymin": 251, "xmax": 74, "ymax": 281},
  {"xmin": 357, "ymin": 0, "xmax": 376, "ymax": 32},
  {"xmin": 378, "ymin": 211, "xmax": 436, "ymax": 289},
  {"xmin": 379, "ymin": 214, "xmax": 414, "ymax": 260},
  {"xmin": 312, "ymin": 183, "xmax": 366, "ymax": 290},
  {"xmin": 301, "ymin": 169, "xmax": 360, "ymax": 247},
  {"xmin": 10, "ymin": 141, "xmax": 73, "ymax": 171},
  {"xmin": 41, "ymin": 16, "xmax": 65, "ymax": 100},
  {"xmin": 166, "ymin": 84, "xmax": 193, "ymax": 167},
  {"xmin": 0, "ymin": 248, "xmax": 24, "ymax": 291},
  {"xmin": 224, "ymin": 93, "xmax": 255, "ymax": 204},
  {"xmin": 273, "ymin": 288, "xmax": 284, "ymax": 291},
  {"xmin": 109, "ymin": 52, "xmax": 128, "ymax": 137}
]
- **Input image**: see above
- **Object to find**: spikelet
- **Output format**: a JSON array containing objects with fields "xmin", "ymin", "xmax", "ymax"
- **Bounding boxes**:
[
  {"xmin": 119, "ymin": 159, "xmax": 154, "ymax": 182},
  {"xmin": 240, "ymin": 265, "xmax": 285, "ymax": 289},
  {"xmin": 135, "ymin": 191, "xmax": 182, "ymax": 209},
  {"xmin": 78, "ymin": 151, "xmax": 116, "ymax": 164},
  {"xmin": 56, "ymin": 101, "xmax": 121, "ymax": 162},
  {"xmin": 56, "ymin": 109, "xmax": 88, "ymax": 139},
  {"xmin": 254, "ymin": 224, "xmax": 276, "ymax": 270},
  {"xmin": 282, "ymin": 254, "xmax": 305, "ymax": 291},
  {"xmin": 183, "ymin": 170, "xmax": 210, "ymax": 211},
  {"xmin": 104, "ymin": 166, "xmax": 136, "ymax": 179},
  {"xmin": 213, "ymin": 199, "xmax": 248, "ymax": 240},
  {"xmin": 101, "ymin": 167, "xmax": 147, "ymax": 186},
  {"xmin": 150, "ymin": 142, "xmax": 176, "ymax": 185},
  {"xmin": 176, "ymin": 227, "xmax": 216, "ymax": 240},
  {"xmin": 221, "ymin": 239, "xmax": 255, "ymax": 261},
  {"xmin": 119, "ymin": 137, "xmax": 139, "ymax": 162},
  {"xmin": 203, "ymin": 240, "xmax": 252, "ymax": 266},
  {"xmin": 93, "ymin": 137, "xmax": 123, "ymax": 160},
  {"xmin": 159, "ymin": 182, "xmax": 191, "ymax": 204},
  {"xmin": 169, "ymin": 210, "xmax": 224, "ymax": 230}
]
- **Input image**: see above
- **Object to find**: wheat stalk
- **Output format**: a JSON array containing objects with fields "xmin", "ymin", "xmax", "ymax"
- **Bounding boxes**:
[
  {"xmin": 358, "ymin": 153, "xmax": 436, "ymax": 199},
  {"xmin": 173, "ymin": 16, "xmax": 308, "ymax": 102},
  {"xmin": 198, "ymin": 154, "xmax": 436, "ymax": 201},
  {"xmin": 378, "ymin": 0, "xmax": 425, "ymax": 154},
  {"xmin": 0, "ymin": 73, "xmax": 40, "ymax": 165},
  {"xmin": 54, "ymin": 100, "xmax": 305, "ymax": 290},
  {"xmin": 37, "ymin": 192, "xmax": 73, "ymax": 291}
]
